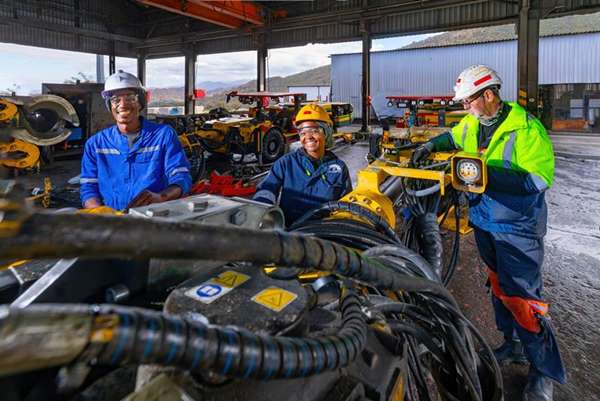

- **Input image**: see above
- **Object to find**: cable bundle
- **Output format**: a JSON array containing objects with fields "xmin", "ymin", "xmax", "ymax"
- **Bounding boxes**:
[
  {"xmin": 291, "ymin": 204, "xmax": 502, "ymax": 401},
  {"xmin": 399, "ymin": 160, "xmax": 461, "ymax": 285}
]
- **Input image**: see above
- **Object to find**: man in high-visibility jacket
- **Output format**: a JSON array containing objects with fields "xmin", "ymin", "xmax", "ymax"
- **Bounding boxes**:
[
  {"xmin": 412, "ymin": 65, "xmax": 565, "ymax": 401},
  {"xmin": 253, "ymin": 104, "xmax": 352, "ymax": 226}
]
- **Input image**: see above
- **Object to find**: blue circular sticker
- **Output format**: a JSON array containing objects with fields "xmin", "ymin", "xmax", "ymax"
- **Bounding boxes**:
[{"xmin": 196, "ymin": 284, "xmax": 222, "ymax": 297}]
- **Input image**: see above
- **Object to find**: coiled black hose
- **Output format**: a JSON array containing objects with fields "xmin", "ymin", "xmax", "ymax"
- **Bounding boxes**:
[
  {"xmin": 0, "ymin": 292, "xmax": 366, "ymax": 380},
  {"xmin": 398, "ymin": 167, "xmax": 461, "ymax": 285},
  {"xmin": 362, "ymin": 245, "xmax": 438, "ymax": 282},
  {"xmin": 290, "ymin": 201, "xmax": 401, "ymax": 244},
  {"xmin": 291, "ymin": 219, "xmax": 397, "ymax": 251},
  {"xmin": 413, "ymin": 213, "xmax": 443, "ymax": 278}
]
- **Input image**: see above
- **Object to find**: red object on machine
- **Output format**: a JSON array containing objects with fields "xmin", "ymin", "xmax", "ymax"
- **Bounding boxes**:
[
  {"xmin": 194, "ymin": 89, "xmax": 206, "ymax": 99},
  {"xmin": 191, "ymin": 172, "xmax": 256, "ymax": 197}
]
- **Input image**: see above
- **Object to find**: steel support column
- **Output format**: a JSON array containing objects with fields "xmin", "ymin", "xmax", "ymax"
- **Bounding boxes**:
[
  {"xmin": 360, "ymin": 21, "xmax": 371, "ymax": 132},
  {"xmin": 184, "ymin": 49, "xmax": 197, "ymax": 115},
  {"xmin": 257, "ymin": 37, "xmax": 267, "ymax": 92},
  {"xmin": 517, "ymin": 0, "xmax": 541, "ymax": 115},
  {"xmin": 137, "ymin": 51, "xmax": 147, "ymax": 85},
  {"xmin": 109, "ymin": 54, "xmax": 116, "ymax": 75},
  {"xmin": 96, "ymin": 55, "xmax": 105, "ymax": 83}
]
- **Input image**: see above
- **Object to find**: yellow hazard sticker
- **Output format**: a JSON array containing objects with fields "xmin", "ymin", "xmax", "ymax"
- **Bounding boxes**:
[
  {"xmin": 252, "ymin": 286, "xmax": 298, "ymax": 312},
  {"xmin": 212, "ymin": 270, "xmax": 251, "ymax": 288}
]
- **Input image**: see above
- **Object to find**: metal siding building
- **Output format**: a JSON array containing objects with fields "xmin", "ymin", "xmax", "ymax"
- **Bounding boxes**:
[
  {"xmin": 332, "ymin": 32, "xmax": 600, "ymax": 119},
  {"xmin": 288, "ymin": 86, "xmax": 331, "ymax": 101}
]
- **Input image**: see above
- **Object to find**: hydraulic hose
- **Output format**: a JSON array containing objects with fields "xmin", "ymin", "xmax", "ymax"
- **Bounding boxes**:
[
  {"xmin": 362, "ymin": 245, "xmax": 438, "ymax": 282},
  {"xmin": 0, "ymin": 211, "xmax": 458, "ymax": 305},
  {"xmin": 290, "ymin": 201, "xmax": 401, "ymax": 243},
  {"xmin": 0, "ymin": 292, "xmax": 366, "ymax": 379},
  {"xmin": 0, "ymin": 210, "xmax": 500, "ymax": 400},
  {"xmin": 404, "ymin": 183, "xmax": 441, "ymax": 198},
  {"xmin": 291, "ymin": 219, "xmax": 397, "ymax": 251},
  {"xmin": 413, "ymin": 213, "xmax": 443, "ymax": 278}
]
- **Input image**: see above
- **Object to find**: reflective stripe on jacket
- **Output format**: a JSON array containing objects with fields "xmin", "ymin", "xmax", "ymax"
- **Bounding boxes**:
[
  {"xmin": 450, "ymin": 102, "xmax": 555, "ymax": 237},
  {"xmin": 80, "ymin": 118, "xmax": 192, "ymax": 210},
  {"xmin": 254, "ymin": 149, "xmax": 353, "ymax": 226}
]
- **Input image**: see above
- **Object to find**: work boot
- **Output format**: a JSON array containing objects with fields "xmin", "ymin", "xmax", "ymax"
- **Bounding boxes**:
[
  {"xmin": 523, "ymin": 369, "xmax": 554, "ymax": 401},
  {"xmin": 493, "ymin": 339, "xmax": 529, "ymax": 365}
]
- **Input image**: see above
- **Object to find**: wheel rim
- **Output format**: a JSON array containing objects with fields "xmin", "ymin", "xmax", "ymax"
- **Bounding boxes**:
[{"xmin": 263, "ymin": 130, "xmax": 284, "ymax": 161}]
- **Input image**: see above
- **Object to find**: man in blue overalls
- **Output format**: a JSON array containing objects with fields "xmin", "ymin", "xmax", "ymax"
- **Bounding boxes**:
[
  {"xmin": 254, "ymin": 104, "xmax": 352, "ymax": 226},
  {"xmin": 80, "ymin": 71, "xmax": 191, "ymax": 210}
]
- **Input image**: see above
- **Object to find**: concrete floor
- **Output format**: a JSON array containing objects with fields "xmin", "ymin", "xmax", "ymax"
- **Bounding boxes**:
[{"xmin": 9, "ymin": 133, "xmax": 600, "ymax": 401}]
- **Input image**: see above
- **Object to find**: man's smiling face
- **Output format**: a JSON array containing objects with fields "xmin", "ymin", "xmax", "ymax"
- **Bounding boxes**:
[{"xmin": 109, "ymin": 89, "xmax": 141, "ymax": 126}]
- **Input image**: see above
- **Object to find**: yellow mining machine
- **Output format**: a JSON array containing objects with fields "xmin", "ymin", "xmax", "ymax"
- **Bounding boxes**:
[{"xmin": 195, "ymin": 92, "xmax": 306, "ymax": 171}]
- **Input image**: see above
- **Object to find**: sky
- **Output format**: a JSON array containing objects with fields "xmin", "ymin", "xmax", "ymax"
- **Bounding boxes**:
[{"xmin": 0, "ymin": 34, "xmax": 438, "ymax": 94}]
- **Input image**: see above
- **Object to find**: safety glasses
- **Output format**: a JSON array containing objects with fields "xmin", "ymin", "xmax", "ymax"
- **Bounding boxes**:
[
  {"xmin": 298, "ymin": 127, "xmax": 323, "ymax": 136},
  {"xmin": 461, "ymin": 90, "xmax": 485, "ymax": 106},
  {"xmin": 109, "ymin": 93, "xmax": 139, "ymax": 106}
]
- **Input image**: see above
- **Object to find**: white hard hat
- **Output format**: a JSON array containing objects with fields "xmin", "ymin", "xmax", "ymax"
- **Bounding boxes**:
[
  {"xmin": 101, "ymin": 70, "xmax": 146, "ymax": 110},
  {"xmin": 453, "ymin": 65, "xmax": 502, "ymax": 101}
]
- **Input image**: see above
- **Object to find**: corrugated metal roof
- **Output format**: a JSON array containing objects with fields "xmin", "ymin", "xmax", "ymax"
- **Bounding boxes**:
[
  {"xmin": 1, "ymin": 1, "xmax": 599, "ymax": 58},
  {"xmin": 401, "ymin": 12, "xmax": 600, "ymax": 49}
]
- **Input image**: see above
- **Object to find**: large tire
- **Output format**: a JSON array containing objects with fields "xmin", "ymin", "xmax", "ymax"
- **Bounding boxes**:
[
  {"xmin": 261, "ymin": 128, "xmax": 285, "ymax": 163},
  {"xmin": 180, "ymin": 134, "xmax": 206, "ymax": 181}
]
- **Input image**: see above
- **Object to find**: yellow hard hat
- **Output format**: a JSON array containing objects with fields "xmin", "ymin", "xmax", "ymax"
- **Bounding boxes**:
[{"xmin": 295, "ymin": 104, "xmax": 332, "ymax": 126}]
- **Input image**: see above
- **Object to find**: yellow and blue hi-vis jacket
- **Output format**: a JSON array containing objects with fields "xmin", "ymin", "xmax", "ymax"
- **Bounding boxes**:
[
  {"xmin": 80, "ymin": 118, "xmax": 192, "ymax": 210},
  {"xmin": 254, "ymin": 149, "xmax": 352, "ymax": 226},
  {"xmin": 433, "ymin": 102, "xmax": 554, "ymax": 237}
]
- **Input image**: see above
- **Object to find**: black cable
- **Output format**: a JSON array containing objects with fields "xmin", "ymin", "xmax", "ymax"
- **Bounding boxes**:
[
  {"xmin": 442, "ymin": 200, "xmax": 461, "ymax": 286},
  {"xmin": 290, "ymin": 212, "xmax": 498, "ymax": 401},
  {"xmin": 290, "ymin": 201, "xmax": 401, "ymax": 243},
  {"xmin": 0, "ymin": 210, "xmax": 501, "ymax": 400},
  {"xmin": 413, "ymin": 213, "xmax": 443, "ymax": 278},
  {"xmin": 0, "ymin": 292, "xmax": 367, "ymax": 380}
]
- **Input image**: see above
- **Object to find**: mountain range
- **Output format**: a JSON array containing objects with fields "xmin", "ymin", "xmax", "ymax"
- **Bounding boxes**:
[{"xmin": 148, "ymin": 64, "xmax": 330, "ymax": 107}]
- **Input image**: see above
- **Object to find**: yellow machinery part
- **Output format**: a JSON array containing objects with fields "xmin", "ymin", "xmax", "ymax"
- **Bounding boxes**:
[
  {"xmin": 178, "ymin": 133, "xmax": 193, "ymax": 149},
  {"xmin": 0, "ymin": 197, "xmax": 28, "ymax": 238},
  {"xmin": 337, "ymin": 166, "xmax": 396, "ymax": 229},
  {"xmin": 390, "ymin": 373, "xmax": 406, "ymax": 401},
  {"xmin": 195, "ymin": 127, "xmax": 229, "ymax": 154},
  {"xmin": 194, "ymin": 119, "xmax": 264, "ymax": 155},
  {"xmin": 0, "ymin": 258, "xmax": 31, "ymax": 271},
  {"xmin": 341, "ymin": 148, "xmax": 486, "ymax": 235},
  {"xmin": 439, "ymin": 205, "xmax": 473, "ymax": 235},
  {"xmin": 0, "ymin": 139, "xmax": 40, "ymax": 169},
  {"xmin": 79, "ymin": 206, "xmax": 122, "ymax": 215},
  {"xmin": 0, "ymin": 98, "xmax": 18, "ymax": 121},
  {"xmin": 26, "ymin": 177, "xmax": 53, "ymax": 208}
]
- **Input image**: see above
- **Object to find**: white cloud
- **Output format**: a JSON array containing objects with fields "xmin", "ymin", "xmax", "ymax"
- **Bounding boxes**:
[{"xmin": 0, "ymin": 33, "xmax": 440, "ymax": 93}]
